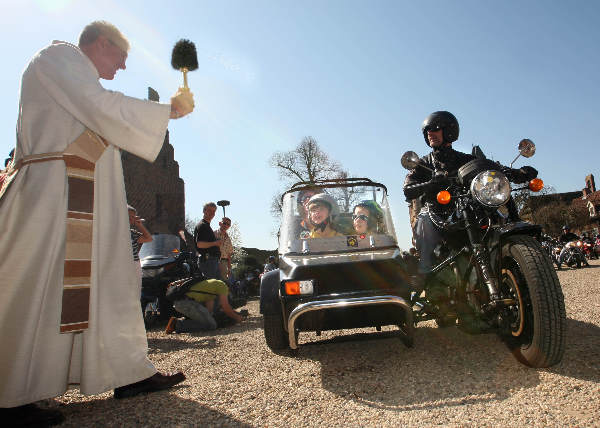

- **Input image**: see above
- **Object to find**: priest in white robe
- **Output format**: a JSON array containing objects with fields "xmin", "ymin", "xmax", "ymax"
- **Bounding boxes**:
[{"xmin": 0, "ymin": 21, "xmax": 194, "ymax": 424}]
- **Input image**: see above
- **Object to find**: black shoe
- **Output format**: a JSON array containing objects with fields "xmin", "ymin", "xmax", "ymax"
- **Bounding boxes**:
[
  {"xmin": 114, "ymin": 372, "xmax": 186, "ymax": 399},
  {"xmin": 1, "ymin": 403, "xmax": 65, "ymax": 427}
]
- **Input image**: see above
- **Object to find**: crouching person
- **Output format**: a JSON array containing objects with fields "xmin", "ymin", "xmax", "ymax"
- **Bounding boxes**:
[{"xmin": 165, "ymin": 279, "xmax": 245, "ymax": 333}]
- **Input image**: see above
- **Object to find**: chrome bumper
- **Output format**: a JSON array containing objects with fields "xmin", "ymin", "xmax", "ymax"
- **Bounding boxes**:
[{"xmin": 287, "ymin": 295, "xmax": 413, "ymax": 349}]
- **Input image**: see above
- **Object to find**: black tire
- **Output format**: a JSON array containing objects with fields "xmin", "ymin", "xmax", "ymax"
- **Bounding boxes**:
[
  {"xmin": 500, "ymin": 235, "xmax": 566, "ymax": 367},
  {"xmin": 263, "ymin": 314, "xmax": 289, "ymax": 350}
]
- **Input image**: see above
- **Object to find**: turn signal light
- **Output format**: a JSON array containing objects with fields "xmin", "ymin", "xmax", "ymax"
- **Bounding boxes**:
[
  {"xmin": 437, "ymin": 190, "xmax": 451, "ymax": 205},
  {"xmin": 284, "ymin": 280, "xmax": 314, "ymax": 295},
  {"xmin": 529, "ymin": 178, "xmax": 544, "ymax": 192},
  {"xmin": 285, "ymin": 281, "xmax": 301, "ymax": 295}
]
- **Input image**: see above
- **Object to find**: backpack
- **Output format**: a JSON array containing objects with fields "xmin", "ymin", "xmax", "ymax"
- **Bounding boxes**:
[{"xmin": 165, "ymin": 273, "xmax": 214, "ymax": 302}]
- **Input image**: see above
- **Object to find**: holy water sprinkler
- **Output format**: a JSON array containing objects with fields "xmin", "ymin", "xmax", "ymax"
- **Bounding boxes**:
[{"xmin": 171, "ymin": 39, "xmax": 198, "ymax": 90}]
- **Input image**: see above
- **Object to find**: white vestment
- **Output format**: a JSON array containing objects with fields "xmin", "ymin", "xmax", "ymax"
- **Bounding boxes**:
[{"xmin": 0, "ymin": 41, "xmax": 171, "ymax": 407}]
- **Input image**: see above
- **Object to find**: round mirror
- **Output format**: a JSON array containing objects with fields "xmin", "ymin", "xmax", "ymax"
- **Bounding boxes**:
[
  {"xmin": 401, "ymin": 151, "xmax": 420, "ymax": 170},
  {"xmin": 518, "ymin": 139, "xmax": 536, "ymax": 158}
]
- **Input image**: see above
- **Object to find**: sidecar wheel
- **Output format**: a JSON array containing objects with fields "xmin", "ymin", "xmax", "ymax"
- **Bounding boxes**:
[
  {"xmin": 263, "ymin": 314, "xmax": 289, "ymax": 351},
  {"xmin": 500, "ymin": 235, "xmax": 566, "ymax": 367}
]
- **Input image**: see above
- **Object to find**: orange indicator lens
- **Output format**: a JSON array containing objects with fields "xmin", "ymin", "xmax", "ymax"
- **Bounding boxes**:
[
  {"xmin": 529, "ymin": 178, "xmax": 544, "ymax": 192},
  {"xmin": 285, "ymin": 281, "xmax": 300, "ymax": 295},
  {"xmin": 437, "ymin": 190, "xmax": 451, "ymax": 205}
]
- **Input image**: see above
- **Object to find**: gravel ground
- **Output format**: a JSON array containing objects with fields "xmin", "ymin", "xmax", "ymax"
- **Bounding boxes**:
[{"xmin": 48, "ymin": 259, "xmax": 600, "ymax": 427}]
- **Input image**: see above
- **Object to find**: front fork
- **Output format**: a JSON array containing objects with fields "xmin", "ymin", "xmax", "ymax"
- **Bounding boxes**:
[
  {"xmin": 461, "ymin": 204, "xmax": 500, "ymax": 301},
  {"xmin": 461, "ymin": 205, "xmax": 515, "ymax": 318}
]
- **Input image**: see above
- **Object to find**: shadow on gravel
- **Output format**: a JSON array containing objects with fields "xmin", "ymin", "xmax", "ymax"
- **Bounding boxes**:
[
  {"xmin": 292, "ymin": 325, "xmax": 543, "ymax": 411},
  {"xmin": 51, "ymin": 393, "xmax": 251, "ymax": 428},
  {"xmin": 148, "ymin": 336, "xmax": 218, "ymax": 353},
  {"xmin": 547, "ymin": 318, "xmax": 600, "ymax": 382}
]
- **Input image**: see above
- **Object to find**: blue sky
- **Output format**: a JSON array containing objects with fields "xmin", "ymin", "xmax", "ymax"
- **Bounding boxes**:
[{"xmin": 1, "ymin": 0, "xmax": 598, "ymax": 250}]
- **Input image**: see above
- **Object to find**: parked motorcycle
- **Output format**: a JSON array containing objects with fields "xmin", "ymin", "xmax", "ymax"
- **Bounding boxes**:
[
  {"xmin": 401, "ymin": 139, "xmax": 566, "ymax": 367},
  {"xmin": 581, "ymin": 240, "xmax": 597, "ymax": 260},
  {"xmin": 541, "ymin": 235, "xmax": 562, "ymax": 269},
  {"xmin": 140, "ymin": 233, "xmax": 196, "ymax": 327},
  {"xmin": 594, "ymin": 236, "xmax": 600, "ymax": 259}
]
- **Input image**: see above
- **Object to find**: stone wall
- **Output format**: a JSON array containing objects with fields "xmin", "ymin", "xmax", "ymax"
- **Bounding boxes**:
[{"xmin": 121, "ymin": 123, "xmax": 186, "ymax": 235}]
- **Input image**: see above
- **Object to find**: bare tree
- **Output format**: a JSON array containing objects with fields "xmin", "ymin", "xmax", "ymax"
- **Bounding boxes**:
[
  {"xmin": 329, "ymin": 170, "xmax": 362, "ymax": 212},
  {"xmin": 270, "ymin": 136, "xmax": 342, "ymax": 185},
  {"xmin": 269, "ymin": 136, "xmax": 343, "ymax": 218}
]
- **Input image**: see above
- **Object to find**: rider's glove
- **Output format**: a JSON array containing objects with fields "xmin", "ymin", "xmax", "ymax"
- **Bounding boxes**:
[
  {"xmin": 519, "ymin": 166, "xmax": 538, "ymax": 180},
  {"xmin": 504, "ymin": 165, "xmax": 538, "ymax": 183}
]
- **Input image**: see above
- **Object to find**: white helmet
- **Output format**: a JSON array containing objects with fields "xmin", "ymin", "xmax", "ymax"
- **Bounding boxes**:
[{"xmin": 307, "ymin": 193, "xmax": 339, "ymax": 218}]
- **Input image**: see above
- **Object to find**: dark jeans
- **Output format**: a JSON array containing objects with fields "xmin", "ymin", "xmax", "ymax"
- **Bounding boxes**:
[
  {"xmin": 173, "ymin": 299, "xmax": 217, "ymax": 331},
  {"xmin": 198, "ymin": 257, "xmax": 220, "ymax": 279},
  {"xmin": 414, "ymin": 210, "xmax": 443, "ymax": 274}
]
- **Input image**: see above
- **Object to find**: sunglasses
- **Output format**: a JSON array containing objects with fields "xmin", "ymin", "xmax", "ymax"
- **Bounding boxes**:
[
  {"xmin": 222, "ymin": 222, "xmax": 231, "ymax": 226},
  {"xmin": 352, "ymin": 214, "xmax": 369, "ymax": 221}
]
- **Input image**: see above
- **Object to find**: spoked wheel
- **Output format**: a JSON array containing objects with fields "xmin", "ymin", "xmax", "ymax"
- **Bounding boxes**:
[{"xmin": 500, "ymin": 236, "xmax": 566, "ymax": 367}]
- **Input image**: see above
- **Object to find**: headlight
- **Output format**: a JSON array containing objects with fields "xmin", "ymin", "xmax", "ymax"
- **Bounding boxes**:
[
  {"xmin": 283, "ymin": 280, "xmax": 314, "ymax": 295},
  {"xmin": 142, "ymin": 267, "xmax": 165, "ymax": 278},
  {"xmin": 470, "ymin": 170, "xmax": 511, "ymax": 207}
]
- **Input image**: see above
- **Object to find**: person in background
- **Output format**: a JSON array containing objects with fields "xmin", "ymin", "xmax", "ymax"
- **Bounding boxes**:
[
  {"xmin": 0, "ymin": 20, "xmax": 193, "ymax": 425},
  {"xmin": 128, "ymin": 205, "xmax": 153, "ymax": 292},
  {"xmin": 264, "ymin": 255, "xmax": 277, "ymax": 273},
  {"xmin": 215, "ymin": 217, "xmax": 233, "ymax": 283},
  {"xmin": 165, "ymin": 278, "xmax": 246, "ymax": 333},
  {"xmin": 194, "ymin": 202, "xmax": 222, "ymax": 279},
  {"xmin": 296, "ymin": 188, "xmax": 319, "ymax": 239},
  {"xmin": 557, "ymin": 225, "xmax": 589, "ymax": 268}
]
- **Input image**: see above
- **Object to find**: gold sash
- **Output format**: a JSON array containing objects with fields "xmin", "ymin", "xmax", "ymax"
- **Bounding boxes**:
[{"xmin": 0, "ymin": 129, "xmax": 108, "ymax": 334}]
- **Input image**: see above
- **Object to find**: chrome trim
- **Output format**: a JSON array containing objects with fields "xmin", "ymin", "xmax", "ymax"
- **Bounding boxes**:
[{"xmin": 287, "ymin": 295, "xmax": 413, "ymax": 349}]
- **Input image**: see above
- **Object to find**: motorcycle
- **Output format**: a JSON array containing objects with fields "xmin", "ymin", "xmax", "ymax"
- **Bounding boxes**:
[
  {"xmin": 140, "ymin": 233, "xmax": 196, "ymax": 327},
  {"xmin": 595, "ymin": 236, "xmax": 600, "ymax": 259},
  {"xmin": 541, "ymin": 235, "xmax": 562, "ymax": 269},
  {"xmin": 559, "ymin": 240, "xmax": 588, "ymax": 268},
  {"xmin": 401, "ymin": 139, "xmax": 566, "ymax": 367},
  {"xmin": 581, "ymin": 240, "xmax": 597, "ymax": 260}
]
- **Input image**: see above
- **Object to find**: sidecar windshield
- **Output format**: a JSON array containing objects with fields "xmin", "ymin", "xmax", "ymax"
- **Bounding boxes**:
[{"xmin": 278, "ymin": 183, "xmax": 398, "ymax": 255}]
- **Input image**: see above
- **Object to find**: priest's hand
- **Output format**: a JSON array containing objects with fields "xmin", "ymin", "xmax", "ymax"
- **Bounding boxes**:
[{"xmin": 170, "ymin": 88, "xmax": 194, "ymax": 119}]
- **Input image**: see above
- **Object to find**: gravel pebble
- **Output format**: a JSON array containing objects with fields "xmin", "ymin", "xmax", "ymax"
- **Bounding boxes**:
[{"xmin": 48, "ymin": 260, "xmax": 600, "ymax": 427}]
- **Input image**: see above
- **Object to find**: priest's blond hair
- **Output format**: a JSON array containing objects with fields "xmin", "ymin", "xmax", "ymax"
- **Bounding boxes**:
[{"xmin": 78, "ymin": 20, "xmax": 130, "ymax": 53}]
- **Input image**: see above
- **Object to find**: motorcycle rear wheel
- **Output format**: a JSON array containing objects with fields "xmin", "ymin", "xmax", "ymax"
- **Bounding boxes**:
[{"xmin": 500, "ymin": 235, "xmax": 566, "ymax": 367}]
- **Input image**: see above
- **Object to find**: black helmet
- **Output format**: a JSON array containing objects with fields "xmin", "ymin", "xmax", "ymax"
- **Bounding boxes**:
[
  {"xmin": 422, "ymin": 111, "xmax": 459, "ymax": 146},
  {"xmin": 562, "ymin": 225, "xmax": 569, "ymax": 231}
]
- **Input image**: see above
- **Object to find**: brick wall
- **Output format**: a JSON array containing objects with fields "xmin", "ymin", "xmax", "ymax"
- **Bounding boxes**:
[{"xmin": 121, "ymin": 128, "xmax": 186, "ymax": 235}]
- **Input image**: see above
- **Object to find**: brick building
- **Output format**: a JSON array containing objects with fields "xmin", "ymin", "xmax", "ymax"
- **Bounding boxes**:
[
  {"xmin": 121, "ymin": 88, "xmax": 185, "ymax": 235},
  {"xmin": 528, "ymin": 173, "xmax": 600, "ymax": 234}
]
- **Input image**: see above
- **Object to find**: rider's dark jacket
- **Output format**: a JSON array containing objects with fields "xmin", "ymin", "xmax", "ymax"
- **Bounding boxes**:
[
  {"xmin": 403, "ymin": 145, "xmax": 474, "ymax": 214},
  {"xmin": 559, "ymin": 232, "xmax": 579, "ymax": 244}
]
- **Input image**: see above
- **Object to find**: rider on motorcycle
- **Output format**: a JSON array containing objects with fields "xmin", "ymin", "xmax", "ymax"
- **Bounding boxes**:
[
  {"xmin": 557, "ymin": 225, "xmax": 589, "ymax": 268},
  {"xmin": 403, "ymin": 111, "xmax": 538, "ymax": 283}
]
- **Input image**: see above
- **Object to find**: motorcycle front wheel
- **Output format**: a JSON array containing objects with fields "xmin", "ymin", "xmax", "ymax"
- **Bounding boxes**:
[{"xmin": 500, "ymin": 235, "xmax": 566, "ymax": 367}]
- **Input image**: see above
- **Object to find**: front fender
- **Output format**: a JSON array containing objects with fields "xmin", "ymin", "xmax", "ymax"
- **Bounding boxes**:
[
  {"xmin": 487, "ymin": 222, "xmax": 543, "ymax": 272},
  {"xmin": 498, "ymin": 222, "xmax": 542, "ymax": 243},
  {"xmin": 259, "ymin": 269, "xmax": 281, "ymax": 315}
]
